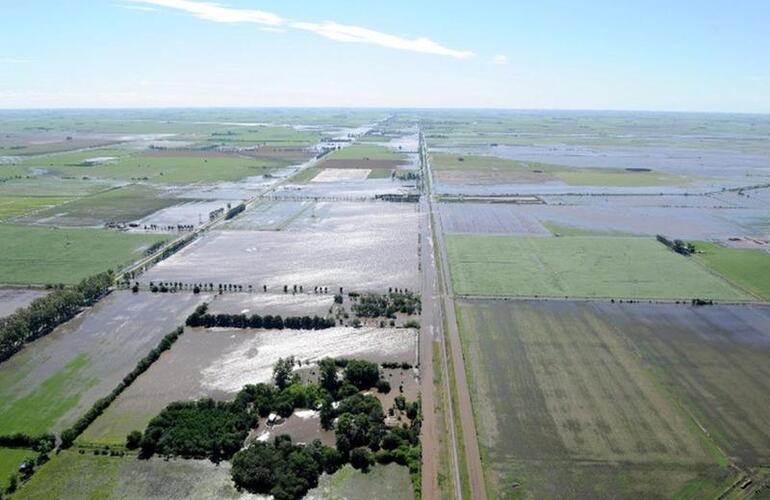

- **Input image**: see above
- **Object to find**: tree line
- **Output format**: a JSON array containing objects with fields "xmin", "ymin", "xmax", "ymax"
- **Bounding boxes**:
[
  {"xmin": 185, "ymin": 304, "xmax": 336, "ymax": 330},
  {"xmin": 0, "ymin": 272, "xmax": 113, "ymax": 364},
  {"xmin": 60, "ymin": 326, "xmax": 185, "ymax": 448}
]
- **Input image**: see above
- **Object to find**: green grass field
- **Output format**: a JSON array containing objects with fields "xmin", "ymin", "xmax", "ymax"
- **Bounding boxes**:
[
  {"xmin": 367, "ymin": 168, "xmax": 394, "ymax": 179},
  {"xmin": 20, "ymin": 185, "xmax": 182, "ymax": 226},
  {"xmin": 445, "ymin": 234, "xmax": 748, "ymax": 300},
  {"xmin": 45, "ymin": 155, "xmax": 281, "ymax": 184},
  {"xmin": 0, "ymin": 224, "xmax": 170, "ymax": 285},
  {"xmin": 0, "ymin": 196, "xmax": 71, "ymax": 221},
  {"xmin": 289, "ymin": 166, "xmax": 321, "ymax": 183},
  {"xmin": 0, "ymin": 354, "xmax": 95, "ymax": 436},
  {"xmin": 16, "ymin": 452, "xmax": 251, "ymax": 499},
  {"xmin": 453, "ymin": 299, "xmax": 770, "ymax": 498},
  {"xmin": 431, "ymin": 152, "xmax": 691, "ymax": 187},
  {"xmin": 329, "ymin": 143, "xmax": 406, "ymax": 161},
  {"xmin": 693, "ymin": 242, "xmax": 770, "ymax": 300},
  {"xmin": 0, "ymin": 448, "xmax": 36, "ymax": 490},
  {"xmin": 308, "ymin": 464, "xmax": 414, "ymax": 500}
]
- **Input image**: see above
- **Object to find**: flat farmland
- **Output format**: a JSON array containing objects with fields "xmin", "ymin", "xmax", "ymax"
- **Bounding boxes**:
[
  {"xmin": 445, "ymin": 234, "xmax": 748, "ymax": 300},
  {"xmin": 0, "ymin": 288, "xmax": 49, "ymax": 317},
  {"xmin": 26, "ymin": 151, "xmax": 284, "ymax": 184},
  {"xmin": 430, "ymin": 152, "xmax": 691, "ymax": 187},
  {"xmin": 0, "ymin": 224, "xmax": 170, "ymax": 285},
  {"xmin": 0, "ymin": 196, "xmax": 72, "ymax": 221},
  {"xmin": 0, "ymin": 292, "xmax": 205, "ymax": 435},
  {"xmin": 327, "ymin": 143, "xmax": 407, "ymax": 162},
  {"xmin": 16, "ymin": 452, "xmax": 253, "ymax": 499},
  {"xmin": 439, "ymin": 203, "xmax": 550, "ymax": 236},
  {"xmin": 306, "ymin": 463, "xmax": 415, "ymax": 500},
  {"xmin": 0, "ymin": 448, "xmax": 36, "ymax": 490},
  {"xmin": 455, "ymin": 300, "xmax": 770, "ymax": 498},
  {"xmin": 693, "ymin": 242, "xmax": 770, "ymax": 300},
  {"xmin": 18, "ymin": 185, "xmax": 182, "ymax": 226},
  {"xmin": 144, "ymin": 202, "xmax": 419, "ymax": 292},
  {"xmin": 80, "ymin": 326, "xmax": 417, "ymax": 445}
]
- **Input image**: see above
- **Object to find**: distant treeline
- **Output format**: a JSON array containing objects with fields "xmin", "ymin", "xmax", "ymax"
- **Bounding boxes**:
[
  {"xmin": 185, "ymin": 304, "xmax": 336, "ymax": 330},
  {"xmin": 60, "ymin": 326, "xmax": 185, "ymax": 448},
  {"xmin": 0, "ymin": 272, "xmax": 113, "ymax": 364},
  {"xmin": 225, "ymin": 203, "xmax": 246, "ymax": 220},
  {"xmin": 0, "ymin": 433, "xmax": 55, "ymax": 451}
]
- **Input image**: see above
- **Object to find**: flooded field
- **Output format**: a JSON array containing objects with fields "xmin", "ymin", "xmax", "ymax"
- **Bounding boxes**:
[
  {"xmin": 142, "ymin": 201, "xmax": 419, "ymax": 292},
  {"xmin": 0, "ymin": 288, "xmax": 49, "ymax": 317},
  {"xmin": 134, "ymin": 199, "xmax": 235, "ymax": 228},
  {"xmin": 439, "ymin": 203, "xmax": 550, "ymax": 236},
  {"xmin": 456, "ymin": 299, "xmax": 770, "ymax": 498},
  {"xmin": 440, "ymin": 201, "xmax": 768, "ymax": 240},
  {"xmin": 17, "ymin": 452, "xmax": 258, "ymax": 500},
  {"xmin": 0, "ymin": 291, "xmax": 205, "ymax": 435},
  {"xmin": 81, "ymin": 326, "xmax": 417, "ymax": 445},
  {"xmin": 306, "ymin": 463, "xmax": 414, "ymax": 500},
  {"xmin": 222, "ymin": 200, "xmax": 313, "ymax": 231},
  {"xmin": 206, "ymin": 293, "xmax": 335, "ymax": 317}
]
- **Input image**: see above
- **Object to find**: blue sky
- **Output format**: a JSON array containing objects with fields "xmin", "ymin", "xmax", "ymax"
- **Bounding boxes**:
[{"xmin": 1, "ymin": 0, "xmax": 769, "ymax": 111}]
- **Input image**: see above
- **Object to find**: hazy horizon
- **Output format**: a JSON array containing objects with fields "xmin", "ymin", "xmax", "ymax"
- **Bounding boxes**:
[{"xmin": 2, "ymin": 0, "xmax": 769, "ymax": 113}]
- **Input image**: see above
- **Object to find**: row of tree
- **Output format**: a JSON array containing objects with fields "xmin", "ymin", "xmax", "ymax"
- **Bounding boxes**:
[
  {"xmin": 60, "ymin": 326, "xmax": 185, "ymax": 448},
  {"xmin": 185, "ymin": 304, "xmax": 336, "ymax": 330},
  {"xmin": 0, "ymin": 272, "xmax": 113, "ymax": 363}
]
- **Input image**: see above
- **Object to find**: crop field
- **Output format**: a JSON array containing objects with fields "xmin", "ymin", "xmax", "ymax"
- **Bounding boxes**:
[
  {"xmin": 80, "ymin": 326, "xmax": 417, "ymax": 445},
  {"xmin": 39, "ymin": 154, "xmax": 284, "ymax": 185},
  {"xmin": 15, "ymin": 452, "xmax": 251, "ymax": 499},
  {"xmin": 143, "ymin": 202, "xmax": 419, "ymax": 292},
  {"xmin": 0, "ymin": 448, "xmax": 36, "ymax": 490},
  {"xmin": 439, "ymin": 203, "xmax": 550, "ymax": 236},
  {"xmin": 18, "ymin": 185, "xmax": 183, "ymax": 227},
  {"xmin": 430, "ymin": 152, "xmax": 691, "ymax": 188},
  {"xmin": 0, "ymin": 196, "xmax": 72, "ymax": 221},
  {"xmin": 307, "ymin": 463, "xmax": 415, "ymax": 500},
  {"xmin": 0, "ymin": 224, "xmax": 171, "ymax": 285},
  {"xmin": 439, "ymin": 201, "xmax": 770, "ymax": 241},
  {"xmin": 0, "ymin": 292, "xmax": 205, "ymax": 435},
  {"xmin": 0, "ymin": 176, "xmax": 118, "ymax": 197},
  {"xmin": 0, "ymin": 288, "xmax": 49, "ymax": 317},
  {"xmin": 445, "ymin": 234, "xmax": 748, "ymax": 299},
  {"xmin": 693, "ymin": 242, "xmax": 770, "ymax": 300},
  {"xmin": 328, "ymin": 143, "xmax": 407, "ymax": 162},
  {"xmin": 455, "ymin": 299, "xmax": 770, "ymax": 498}
]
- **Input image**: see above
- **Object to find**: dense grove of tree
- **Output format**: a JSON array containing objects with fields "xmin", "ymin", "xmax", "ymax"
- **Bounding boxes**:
[
  {"xmin": 231, "ymin": 436, "xmax": 341, "ymax": 500},
  {"xmin": 352, "ymin": 291, "xmax": 421, "ymax": 318},
  {"xmin": 0, "ymin": 272, "xmax": 113, "ymax": 363},
  {"xmin": 132, "ymin": 357, "xmax": 422, "ymax": 499},
  {"xmin": 60, "ymin": 327, "xmax": 185, "ymax": 448},
  {"xmin": 225, "ymin": 203, "xmax": 246, "ymax": 220},
  {"xmin": 185, "ymin": 304, "xmax": 335, "ymax": 330},
  {"xmin": 139, "ymin": 399, "xmax": 256, "ymax": 461}
]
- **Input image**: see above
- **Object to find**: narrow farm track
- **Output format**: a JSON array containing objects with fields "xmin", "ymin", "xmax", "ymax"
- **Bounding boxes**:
[{"xmin": 421, "ymin": 132, "xmax": 487, "ymax": 500}]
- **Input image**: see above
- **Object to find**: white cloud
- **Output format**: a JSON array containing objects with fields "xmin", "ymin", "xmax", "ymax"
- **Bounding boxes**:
[
  {"xmin": 491, "ymin": 55, "xmax": 509, "ymax": 65},
  {"xmin": 130, "ymin": 0, "xmax": 283, "ymax": 25},
  {"xmin": 290, "ymin": 21, "xmax": 474, "ymax": 59},
  {"xmin": 128, "ymin": 0, "xmax": 472, "ymax": 59}
]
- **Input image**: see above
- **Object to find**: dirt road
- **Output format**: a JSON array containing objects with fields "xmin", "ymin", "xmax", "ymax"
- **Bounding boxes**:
[{"xmin": 420, "ymin": 132, "xmax": 487, "ymax": 500}]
